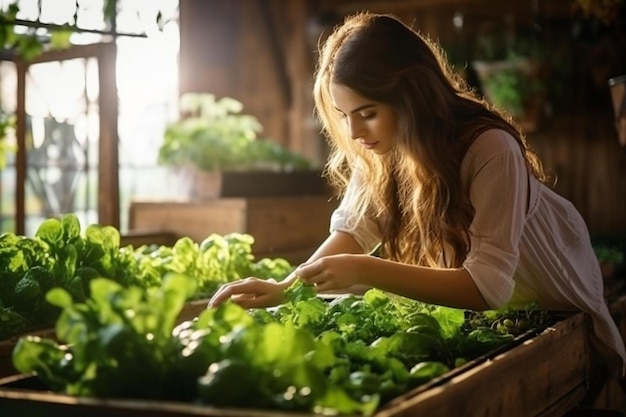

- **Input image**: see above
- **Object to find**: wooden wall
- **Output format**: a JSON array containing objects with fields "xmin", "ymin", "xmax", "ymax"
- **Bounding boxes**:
[{"xmin": 178, "ymin": 0, "xmax": 626, "ymax": 238}]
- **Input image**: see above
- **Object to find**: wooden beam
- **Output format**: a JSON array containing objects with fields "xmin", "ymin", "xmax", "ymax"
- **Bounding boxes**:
[
  {"xmin": 97, "ymin": 42, "xmax": 120, "ymax": 228},
  {"xmin": 258, "ymin": 0, "xmax": 292, "ymax": 107}
]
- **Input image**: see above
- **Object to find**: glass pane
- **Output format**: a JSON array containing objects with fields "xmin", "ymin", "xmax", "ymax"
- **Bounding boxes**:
[
  {"xmin": 0, "ymin": 60, "xmax": 17, "ymax": 233},
  {"xmin": 23, "ymin": 58, "xmax": 99, "ymax": 235},
  {"xmin": 116, "ymin": 7, "xmax": 180, "ymax": 232}
]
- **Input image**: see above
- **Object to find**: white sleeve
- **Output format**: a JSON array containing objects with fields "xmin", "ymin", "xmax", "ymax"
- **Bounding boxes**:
[
  {"xmin": 329, "ymin": 175, "xmax": 382, "ymax": 253},
  {"xmin": 462, "ymin": 131, "xmax": 528, "ymax": 308}
]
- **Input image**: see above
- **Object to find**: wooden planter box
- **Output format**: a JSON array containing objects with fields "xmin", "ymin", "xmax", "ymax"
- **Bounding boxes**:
[
  {"xmin": 0, "ymin": 313, "xmax": 591, "ymax": 417},
  {"xmin": 180, "ymin": 168, "xmax": 332, "ymax": 199},
  {"xmin": 129, "ymin": 196, "xmax": 339, "ymax": 264},
  {"xmin": 377, "ymin": 312, "xmax": 590, "ymax": 417}
]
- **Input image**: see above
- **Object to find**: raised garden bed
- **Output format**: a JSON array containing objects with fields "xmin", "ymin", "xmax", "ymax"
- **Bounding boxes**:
[{"xmin": 0, "ymin": 313, "xmax": 590, "ymax": 417}]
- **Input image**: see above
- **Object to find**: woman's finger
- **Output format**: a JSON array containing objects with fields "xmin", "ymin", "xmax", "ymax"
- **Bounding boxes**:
[
  {"xmin": 208, "ymin": 280, "xmax": 256, "ymax": 307},
  {"xmin": 314, "ymin": 280, "xmax": 333, "ymax": 293},
  {"xmin": 295, "ymin": 259, "xmax": 322, "ymax": 280},
  {"xmin": 235, "ymin": 293, "xmax": 273, "ymax": 309}
]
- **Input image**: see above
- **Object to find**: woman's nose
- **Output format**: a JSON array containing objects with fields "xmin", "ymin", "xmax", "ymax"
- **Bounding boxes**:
[{"xmin": 348, "ymin": 118, "xmax": 364, "ymax": 139}]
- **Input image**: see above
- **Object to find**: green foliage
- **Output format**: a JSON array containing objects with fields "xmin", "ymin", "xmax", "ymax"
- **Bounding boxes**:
[
  {"xmin": 135, "ymin": 232, "xmax": 293, "ymax": 299},
  {"xmin": 5, "ymin": 215, "xmax": 557, "ymax": 415},
  {"xmin": 0, "ymin": 2, "xmax": 72, "ymax": 61},
  {"xmin": 484, "ymin": 66, "xmax": 545, "ymax": 117},
  {"xmin": 13, "ymin": 275, "xmax": 197, "ymax": 397},
  {"xmin": 12, "ymin": 277, "xmax": 556, "ymax": 415},
  {"xmin": 471, "ymin": 22, "xmax": 554, "ymax": 122},
  {"xmin": 593, "ymin": 244, "xmax": 625, "ymax": 264},
  {"xmin": 0, "ymin": 96, "xmax": 17, "ymax": 170},
  {"xmin": 0, "ymin": 214, "xmax": 292, "ymax": 341},
  {"xmin": 158, "ymin": 93, "xmax": 312, "ymax": 172}
]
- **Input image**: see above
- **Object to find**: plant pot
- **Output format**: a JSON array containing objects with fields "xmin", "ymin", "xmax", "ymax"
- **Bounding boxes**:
[
  {"xmin": 472, "ymin": 58, "xmax": 550, "ymax": 133},
  {"xmin": 177, "ymin": 166, "xmax": 332, "ymax": 199}
]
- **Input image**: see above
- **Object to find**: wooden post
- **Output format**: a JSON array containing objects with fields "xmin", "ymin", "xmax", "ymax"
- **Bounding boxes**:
[{"xmin": 98, "ymin": 42, "xmax": 120, "ymax": 228}]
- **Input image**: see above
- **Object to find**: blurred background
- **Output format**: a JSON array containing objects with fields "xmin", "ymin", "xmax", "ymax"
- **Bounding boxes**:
[{"xmin": 0, "ymin": 0, "xmax": 624, "ymax": 252}]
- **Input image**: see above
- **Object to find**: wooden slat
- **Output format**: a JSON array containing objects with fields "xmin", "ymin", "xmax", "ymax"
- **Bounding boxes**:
[
  {"xmin": 377, "ymin": 313, "xmax": 590, "ymax": 417},
  {"xmin": 128, "ymin": 196, "xmax": 338, "ymax": 263},
  {"xmin": 119, "ymin": 231, "xmax": 179, "ymax": 248},
  {"xmin": 128, "ymin": 199, "xmax": 249, "ymax": 243},
  {"xmin": 245, "ymin": 196, "xmax": 337, "ymax": 254}
]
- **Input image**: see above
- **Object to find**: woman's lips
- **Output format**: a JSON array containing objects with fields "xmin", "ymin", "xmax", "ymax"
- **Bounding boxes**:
[{"xmin": 360, "ymin": 141, "xmax": 378, "ymax": 149}]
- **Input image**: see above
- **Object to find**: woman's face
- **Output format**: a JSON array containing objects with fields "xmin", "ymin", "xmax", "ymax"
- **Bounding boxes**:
[{"xmin": 330, "ymin": 83, "xmax": 397, "ymax": 155}]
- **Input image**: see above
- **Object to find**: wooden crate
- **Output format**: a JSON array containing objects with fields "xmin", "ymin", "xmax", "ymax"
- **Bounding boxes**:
[
  {"xmin": 129, "ymin": 196, "xmax": 339, "ymax": 264},
  {"xmin": 0, "ymin": 313, "xmax": 591, "ymax": 417},
  {"xmin": 120, "ymin": 230, "xmax": 179, "ymax": 248},
  {"xmin": 377, "ymin": 312, "xmax": 591, "ymax": 417},
  {"xmin": 184, "ymin": 169, "xmax": 332, "ymax": 199}
]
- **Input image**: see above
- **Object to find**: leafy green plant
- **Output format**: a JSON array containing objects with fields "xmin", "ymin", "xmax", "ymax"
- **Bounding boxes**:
[
  {"xmin": 0, "ymin": 108, "xmax": 16, "ymax": 169},
  {"xmin": 12, "ymin": 276, "xmax": 556, "ymax": 415},
  {"xmin": 471, "ymin": 25, "xmax": 553, "ymax": 127},
  {"xmin": 0, "ymin": 213, "xmax": 293, "ymax": 341},
  {"xmin": 593, "ymin": 244, "xmax": 625, "ymax": 265},
  {"xmin": 158, "ymin": 93, "xmax": 312, "ymax": 172},
  {"xmin": 483, "ymin": 66, "xmax": 546, "ymax": 118}
]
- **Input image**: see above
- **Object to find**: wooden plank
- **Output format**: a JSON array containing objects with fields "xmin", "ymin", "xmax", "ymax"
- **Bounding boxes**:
[
  {"xmin": 120, "ymin": 231, "xmax": 179, "ymax": 248},
  {"xmin": 0, "ymin": 381, "xmax": 308, "ymax": 417},
  {"xmin": 129, "ymin": 199, "xmax": 248, "ymax": 243},
  {"xmin": 128, "ymin": 196, "xmax": 338, "ymax": 259},
  {"xmin": 256, "ymin": 245, "xmax": 318, "ymax": 264},
  {"xmin": 245, "ymin": 196, "xmax": 337, "ymax": 253}
]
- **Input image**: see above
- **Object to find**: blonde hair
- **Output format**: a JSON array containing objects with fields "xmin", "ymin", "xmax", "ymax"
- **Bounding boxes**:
[{"xmin": 314, "ymin": 12, "xmax": 548, "ymax": 267}]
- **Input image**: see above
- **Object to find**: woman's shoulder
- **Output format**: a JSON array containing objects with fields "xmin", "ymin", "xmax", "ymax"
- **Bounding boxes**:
[
  {"xmin": 466, "ymin": 128, "xmax": 520, "ymax": 156},
  {"xmin": 461, "ymin": 128, "xmax": 524, "ymax": 176}
]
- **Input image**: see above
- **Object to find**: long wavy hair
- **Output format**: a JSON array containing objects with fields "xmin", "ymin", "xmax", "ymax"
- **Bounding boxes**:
[{"xmin": 313, "ymin": 12, "xmax": 549, "ymax": 268}]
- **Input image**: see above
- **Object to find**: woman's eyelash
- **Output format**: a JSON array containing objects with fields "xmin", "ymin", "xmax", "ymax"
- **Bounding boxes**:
[{"xmin": 336, "ymin": 111, "xmax": 375, "ymax": 120}]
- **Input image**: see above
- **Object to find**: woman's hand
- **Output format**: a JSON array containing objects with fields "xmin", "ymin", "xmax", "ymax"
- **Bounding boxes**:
[
  {"xmin": 296, "ymin": 254, "xmax": 370, "ymax": 293},
  {"xmin": 208, "ymin": 278, "xmax": 287, "ymax": 309}
]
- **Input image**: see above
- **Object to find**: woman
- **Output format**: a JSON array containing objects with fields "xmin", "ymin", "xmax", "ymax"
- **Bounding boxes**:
[{"xmin": 209, "ymin": 12, "xmax": 625, "ymax": 377}]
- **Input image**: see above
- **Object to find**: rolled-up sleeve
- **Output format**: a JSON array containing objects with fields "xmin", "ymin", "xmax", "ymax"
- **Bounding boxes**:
[
  {"xmin": 462, "ymin": 131, "xmax": 528, "ymax": 308},
  {"xmin": 329, "ymin": 175, "xmax": 382, "ymax": 254}
]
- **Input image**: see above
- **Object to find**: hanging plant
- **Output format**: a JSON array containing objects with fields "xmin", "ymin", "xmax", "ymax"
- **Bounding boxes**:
[
  {"xmin": 573, "ymin": 0, "xmax": 623, "ymax": 26},
  {"xmin": 0, "ymin": 2, "xmax": 74, "ymax": 61}
]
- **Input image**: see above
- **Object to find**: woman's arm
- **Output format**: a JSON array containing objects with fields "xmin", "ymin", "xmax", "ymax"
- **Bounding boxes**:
[
  {"xmin": 296, "ymin": 254, "xmax": 490, "ymax": 310},
  {"xmin": 361, "ymin": 257, "xmax": 490, "ymax": 310}
]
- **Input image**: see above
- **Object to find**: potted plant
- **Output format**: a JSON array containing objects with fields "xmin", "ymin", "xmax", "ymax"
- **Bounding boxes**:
[
  {"xmin": 158, "ymin": 93, "xmax": 329, "ymax": 199},
  {"xmin": 593, "ymin": 244, "xmax": 625, "ymax": 280},
  {"xmin": 471, "ymin": 29, "xmax": 552, "ymax": 133}
]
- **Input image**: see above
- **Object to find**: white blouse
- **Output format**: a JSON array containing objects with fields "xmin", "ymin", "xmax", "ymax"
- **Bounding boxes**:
[{"xmin": 330, "ymin": 128, "xmax": 626, "ymax": 375}]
